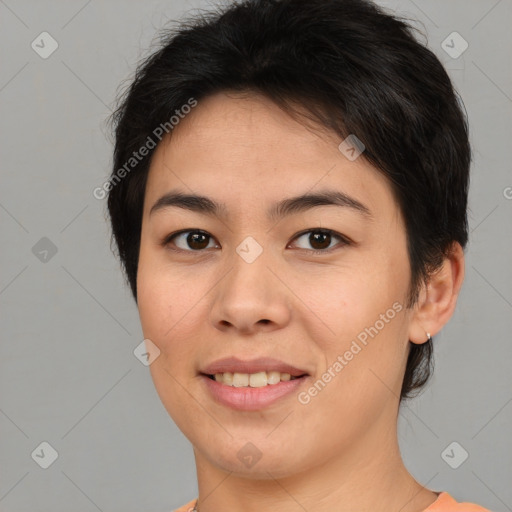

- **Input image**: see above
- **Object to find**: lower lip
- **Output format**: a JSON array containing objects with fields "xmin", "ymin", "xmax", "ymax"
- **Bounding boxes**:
[{"xmin": 201, "ymin": 374, "xmax": 308, "ymax": 411}]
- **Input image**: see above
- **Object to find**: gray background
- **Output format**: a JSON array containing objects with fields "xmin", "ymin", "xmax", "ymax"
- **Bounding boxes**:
[{"xmin": 1, "ymin": 0, "xmax": 511, "ymax": 511}]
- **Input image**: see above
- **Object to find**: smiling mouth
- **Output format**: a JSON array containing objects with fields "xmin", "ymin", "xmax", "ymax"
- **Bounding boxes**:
[{"xmin": 203, "ymin": 371, "xmax": 307, "ymax": 387}]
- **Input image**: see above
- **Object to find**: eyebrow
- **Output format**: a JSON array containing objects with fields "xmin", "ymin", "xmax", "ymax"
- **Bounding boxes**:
[{"xmin": 149, "ymin": 188, "xmax": 373, "ymax": 221}]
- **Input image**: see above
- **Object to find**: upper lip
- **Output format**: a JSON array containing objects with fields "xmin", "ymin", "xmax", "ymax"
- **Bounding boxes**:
[{"xmin": 201, "ymin": 357, "xmax": 309, "ymax": 377}]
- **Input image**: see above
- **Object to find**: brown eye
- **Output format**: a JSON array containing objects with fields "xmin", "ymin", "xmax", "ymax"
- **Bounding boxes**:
[
  {"xmin": 291, "ymin": 229, "xmax": 349, "ymax": 253},
  {"xmin": 308, "ymin": 231, "xmax": 332, "ymax": 250},
  {"xmin": 165, "ymin": 230, "xmax": 217, "ymax": 251}
]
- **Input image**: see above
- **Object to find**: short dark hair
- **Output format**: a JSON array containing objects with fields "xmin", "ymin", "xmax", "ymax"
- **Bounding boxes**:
[{"xmin": 106, "ymin": 0, "xmax": 470, "ymax": 401}]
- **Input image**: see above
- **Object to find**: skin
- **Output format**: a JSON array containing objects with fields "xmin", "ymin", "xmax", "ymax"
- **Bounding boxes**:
[{"xmin": 137, "ymin": 91, "xmax": 465, "ymax": 512}]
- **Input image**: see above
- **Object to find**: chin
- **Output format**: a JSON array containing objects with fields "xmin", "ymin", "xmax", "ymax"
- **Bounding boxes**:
[{"xmin": 196, "ymin": 437, "xmax": 314, "ymax": 480}]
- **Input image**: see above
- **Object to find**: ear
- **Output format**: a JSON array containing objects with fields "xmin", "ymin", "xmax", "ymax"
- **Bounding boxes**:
[{"xmin": 408, "ymin": 242, "xmax": 465, "ymax": 344}]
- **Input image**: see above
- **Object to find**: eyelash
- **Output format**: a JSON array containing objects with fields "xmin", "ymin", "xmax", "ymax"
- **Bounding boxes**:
[{"xmin": 161, "ymin": 228, "xmax": 351, "ymax": 255}]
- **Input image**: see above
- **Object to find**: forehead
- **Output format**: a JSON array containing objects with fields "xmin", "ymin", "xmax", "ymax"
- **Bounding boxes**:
[{"xmin": 143, "ymin": 91, "xmax": 397, "ymax": 222}]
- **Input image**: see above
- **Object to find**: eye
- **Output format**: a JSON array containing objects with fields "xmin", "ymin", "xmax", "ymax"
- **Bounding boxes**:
[
  {"xmin": 289, "ymin": 228, "xmax": 350, "ymax": 254},
  {"xmin": 163, "ymin": 230, "xmax": 218, "ymax": 252}
]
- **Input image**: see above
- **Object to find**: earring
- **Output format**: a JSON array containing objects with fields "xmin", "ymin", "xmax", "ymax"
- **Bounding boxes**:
[{"xmin": 426, "ymin": 332, "xmax": 432, "ymax": 342}]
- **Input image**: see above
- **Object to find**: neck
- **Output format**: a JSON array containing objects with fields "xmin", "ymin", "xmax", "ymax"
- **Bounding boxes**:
[{"xmin": 192, "ymin": 414, "xmax": 438, "ymax": 512}]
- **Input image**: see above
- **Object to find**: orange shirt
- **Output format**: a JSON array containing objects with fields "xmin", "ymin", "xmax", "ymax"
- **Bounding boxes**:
[
  {"xmin": 173, "ymin": 500, "xmax": 196, "ymax": 512},
  {"xmin": 425, "ymin": 492, "xmax": 492, "ymax": 511},
  {"xmin": 172, "ymin": 491, "xmax": 492, "ymax": 512}
]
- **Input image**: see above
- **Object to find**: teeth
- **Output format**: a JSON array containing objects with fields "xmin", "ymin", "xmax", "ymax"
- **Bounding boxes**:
[
  {"xmin": 267, "ymin": 371, "xmax": 281, "ymax": 385},
  {"xmin": 233, "ymin": 372, "xmax": 249, "ymax": 387},
  {"xmin": 249, "ymin": 371, "xmax": 267, "ymax": 388},
  {"xmin": 211, "ymin": 371, "xmax": 301, "ymax": 387}
]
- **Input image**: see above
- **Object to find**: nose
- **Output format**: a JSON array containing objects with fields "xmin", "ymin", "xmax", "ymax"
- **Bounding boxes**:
[{"xmin": 209, "ymin": 246, "xmax": 292, "ymax": 335}]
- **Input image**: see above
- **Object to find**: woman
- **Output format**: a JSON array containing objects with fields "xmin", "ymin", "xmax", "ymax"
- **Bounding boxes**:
[{"xmin": 106, "ymin": 0, "xmax": 491, "ymax": 510}]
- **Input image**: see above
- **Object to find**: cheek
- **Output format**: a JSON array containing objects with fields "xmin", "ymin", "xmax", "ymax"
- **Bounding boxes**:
[
  {"xmin": 136, "ymin": 254, "xmax": 205, "ymax": 420},
  {"xmin": 137, "ymin": 246, "xmax": 184, "ymax": 348},
  {"xmin": 136, "ymin": 250, "xmax": 213, "ymax": 366},
  {"xmin": 299, "ymin": 261, "xmax": 407, "ymax": 343},
  {"xmin": 136, "ymin": 262, "xmax": 172, "ymax": 342},
  {"xmin": 298, "ymin": 257, "xmax": 409, "ymax": 399}
]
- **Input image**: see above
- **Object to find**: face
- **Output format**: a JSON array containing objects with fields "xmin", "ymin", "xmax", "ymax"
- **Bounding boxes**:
[{"xmin": 137, "ymin": 91, "xmax": 415, "ymax": 479}]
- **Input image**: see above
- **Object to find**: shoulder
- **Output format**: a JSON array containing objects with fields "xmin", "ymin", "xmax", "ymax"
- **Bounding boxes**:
[
  {"xmin": 425, "ymin": 491, "xmax": 493, "ymax": 512},
  {"xmin": 171, "ymin": 498, "xmax": 197, "ymax": 512}
]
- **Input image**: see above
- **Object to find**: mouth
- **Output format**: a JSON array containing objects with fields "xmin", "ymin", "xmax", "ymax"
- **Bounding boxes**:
[
  {"xmin": 200, "ymin": 356, "xmax": 310, "ymax": 386},
  {"xmin": 199, "ymin": 357, "xmax": 310, "ymax": 411}
]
